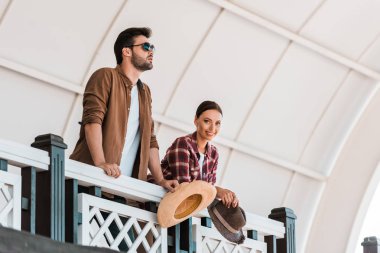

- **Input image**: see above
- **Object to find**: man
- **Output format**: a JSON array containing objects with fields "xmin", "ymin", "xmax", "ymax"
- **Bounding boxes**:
[{"xmin": 70, "ymin": 27, "xmax": 178, "ymax": 192}]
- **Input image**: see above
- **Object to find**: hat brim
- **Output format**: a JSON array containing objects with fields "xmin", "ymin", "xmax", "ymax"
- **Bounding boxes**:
[
  {"xmin": 157, "ymin": 181, "xmax": 217, "ymax": 228},
  {"xmin": 208, "ymin": 201, "xmax": 246, "ymax": 244}
]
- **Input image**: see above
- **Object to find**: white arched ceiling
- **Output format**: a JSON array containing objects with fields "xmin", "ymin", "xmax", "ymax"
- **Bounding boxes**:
[{"xmin": 1, "ymin": 0, "xmax": 380, "ymax": 252}]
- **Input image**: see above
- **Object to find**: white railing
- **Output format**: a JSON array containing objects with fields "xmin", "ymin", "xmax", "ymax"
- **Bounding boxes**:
[
  {"xmin": 193, "ymin": 225, "xmax": 266, "ymax": 253},
  {"xmin": 192, "ymin": 210, "xmax": 284, "ymax": 253},
  {"xmin": 0, "ymin": 171, "xmax": 21, "ymax": 229},
  {"xmin": 0, "ymin": 137, "xmax": 286, "ymax": 252},
  {"xmin": 66, "ymin": 159, "xmax": 285, "ymax": 252},
  {"xmin": 66, "ymin": 159, "xmax": 166, "ymax": 203},
  {"xmin": 78, "ymin": 193, "xmax": 167, "ymax": 252},
  {"xmin": 0, "ymin": 139, "xmax": 49, "ymax": 230},
  {"xmin": 0, "ymin": 139, "xmax": 50, "ymax": 171}
]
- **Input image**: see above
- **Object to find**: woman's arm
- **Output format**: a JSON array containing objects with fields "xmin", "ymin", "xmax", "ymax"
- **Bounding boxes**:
[
  {"xmin": 215, "ymin": 186, "xmax": 239, "ymax": 208},
  {"xmin": 148, "ymin": 147, "xmax": 179, "ymax": 192}
]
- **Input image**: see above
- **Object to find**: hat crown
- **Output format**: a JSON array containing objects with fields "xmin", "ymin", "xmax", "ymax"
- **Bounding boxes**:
[{"xmin": 214, "ymin": 202, "xmax": 246, "ymax": 230}]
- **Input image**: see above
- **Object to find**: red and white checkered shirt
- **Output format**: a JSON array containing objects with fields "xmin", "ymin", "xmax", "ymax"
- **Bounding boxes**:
[{"xmin": 158, "ymin": 132, "xmax": 219, "ymax": 185}]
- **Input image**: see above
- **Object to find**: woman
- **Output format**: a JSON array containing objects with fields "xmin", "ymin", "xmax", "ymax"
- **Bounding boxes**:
[{"xmin": 157, "ymin": 101, "xmax": 239, "ymax": 208}]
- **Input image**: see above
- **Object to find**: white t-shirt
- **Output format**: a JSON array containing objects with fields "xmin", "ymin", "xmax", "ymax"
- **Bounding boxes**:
[{"xmin": 120, "ymin": 85, "xmax": 140, "ymax": 176}]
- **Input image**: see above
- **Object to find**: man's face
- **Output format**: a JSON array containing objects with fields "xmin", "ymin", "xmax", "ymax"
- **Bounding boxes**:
[{"xmin": 130, "ymin": 35, "xmax": 154, "ymax": 71}]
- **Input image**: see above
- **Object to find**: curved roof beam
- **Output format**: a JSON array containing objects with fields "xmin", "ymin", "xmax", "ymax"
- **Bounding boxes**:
[{"xmin": 207, "ymin": 0, "xmax": 380, "ymax": 81}]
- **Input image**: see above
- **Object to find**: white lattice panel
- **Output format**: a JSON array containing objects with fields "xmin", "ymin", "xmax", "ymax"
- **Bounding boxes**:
[
  {"xmin": 0, "ymin": 171, "xmax": 21, "ymax": 230},
  {"xmin": 78, "ymin": 193, "xmax": 167, "ymax": 253},
  {"xmin": 193, "ymin": 224, "xmax": 266, "ymax": 253}
]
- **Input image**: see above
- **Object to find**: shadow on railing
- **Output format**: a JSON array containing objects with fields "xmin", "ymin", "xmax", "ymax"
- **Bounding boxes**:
[{"xmin": 0, "ymin": 133, "xmax": 296, "ymax": 253}]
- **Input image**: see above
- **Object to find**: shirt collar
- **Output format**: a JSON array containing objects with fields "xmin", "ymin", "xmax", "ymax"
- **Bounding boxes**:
[
  {"xmin": 190, "ymin": 131, "xmax": 212, "ymax": 157},
  {"xmin": 115, "ymin": 65, "xmax": 144, "ymax": 90}
]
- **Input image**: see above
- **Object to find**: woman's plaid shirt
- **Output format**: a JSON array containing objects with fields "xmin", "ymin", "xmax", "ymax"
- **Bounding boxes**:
[{"xmin": 160, "ymin": 132, "xmax": 219, "ymax": 184}]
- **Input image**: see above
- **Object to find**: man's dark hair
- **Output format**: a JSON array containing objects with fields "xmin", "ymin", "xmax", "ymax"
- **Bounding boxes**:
[
  {"xmin": 114, "ymin": 27, "xmax": 152, "ymax": 64},
  {"xmin": 196, "ymin": 101, "xmax": 223, "ymax": 118}
]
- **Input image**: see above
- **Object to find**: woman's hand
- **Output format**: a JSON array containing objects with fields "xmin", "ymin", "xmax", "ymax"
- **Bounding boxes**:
[{"xmin": 216, "ymin": 187, "xmax": 239, "ymax": 208}]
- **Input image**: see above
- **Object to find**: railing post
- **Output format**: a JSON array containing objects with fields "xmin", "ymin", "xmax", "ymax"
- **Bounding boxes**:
[
  {"xmin": 268, "ymin": 207, "xmax": 296, "ymax": 253},
  {"xmin": 31, "ymin": 134, "xmax": 67, "ymax": 242},
  {"xmin": 65, "ymin": 179, "xmax": 78, "ymax": 243},
  {"xmin": 21, "ymin": 166, "xmax": 36, "ymax": 234},
  {"xmin": 180, "ymin": 218, "xmax": 194, "ymax": 252},
  {"xmin": 0, "ymin": 159, "xmax": 8, "ymax": 171},
  {"xmin": 362, "ymin": 237, "xmax": 380, "ymax": 253}
]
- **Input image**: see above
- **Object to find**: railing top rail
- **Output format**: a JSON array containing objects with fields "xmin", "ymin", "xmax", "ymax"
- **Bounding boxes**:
[
  {"xmin": 65, "ymin": 159, "xmax": 166, "ymax": 202},
  {"xmin": 0, "ymin": 139, "xmax": 49, "ymax": 170}
]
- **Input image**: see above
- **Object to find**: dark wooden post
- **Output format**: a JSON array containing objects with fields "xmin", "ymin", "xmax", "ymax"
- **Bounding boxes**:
[
  {"xmin": 65, "ymin": 179, "xmax": 78, "ymax": 243},
  {"xmin": 201, "ymin": 217, "xmax": 212, "ymax": 228},
  {"xmin": 167, "ymin": 218, "xmax": 195, "ymax": 253},
  {"xmin": 247, "ymin": 230, "xmax": 258, "ymax": 240},
  {"xmin": 32, "ymin": 134, "xmax": 67, "ymax": 241},
  {"xmin": 168, "ymin": 223, "xmax": 181, "ymax": 253},
  {"xmin": 265, "ymin": 235, "xmax": 277, "ymax": 253},
  {"xmin": 362, "ymin": 237, "xmax": 380, "ymax": 253},
  {"xmin": 0, "ymin": 159, "xmax": 8, "ymax": 171},
  {"xmin": 179, "ymin": 218, "xmax": 194, "ymax": 252},
  {"xmin": 267, "ymin": 207, "xmax": 296, "ymax": 253},
  {"xmin": 21, "ymin": 166, "xmax": 36, "ymax": 234}
]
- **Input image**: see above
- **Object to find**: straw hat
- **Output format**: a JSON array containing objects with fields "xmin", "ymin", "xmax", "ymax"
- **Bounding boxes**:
[
  {"xmin": 157, "ymin": 181, "xmax": 217, "ymax": 228},
  {"xmin": 207, "ymin": 199, "xmax": 246, "ymax": 244}
]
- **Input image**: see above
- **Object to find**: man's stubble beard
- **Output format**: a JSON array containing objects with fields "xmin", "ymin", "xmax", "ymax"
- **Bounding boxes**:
[{"xmin": 131, "ymin": 51, "xmax": 153, "ymax": 71}]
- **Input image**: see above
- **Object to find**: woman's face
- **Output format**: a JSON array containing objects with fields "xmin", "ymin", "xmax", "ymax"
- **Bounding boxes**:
[{"xmin": 194, "ymin": 109, "xmax": 222, "ymax": 141}]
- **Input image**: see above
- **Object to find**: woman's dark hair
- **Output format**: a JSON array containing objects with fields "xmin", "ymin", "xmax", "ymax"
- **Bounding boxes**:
[
  {"xmin": 114, "ymin": 27, "xmax": 152, "ymax": 64},
  {"xmin": 196, "ymin": 101, "xmax": 223, "ymax": 118}
]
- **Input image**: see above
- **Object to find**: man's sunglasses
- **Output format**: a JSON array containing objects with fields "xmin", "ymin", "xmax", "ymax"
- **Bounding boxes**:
[{"xmin": 127, "ymin": 42, "xmax": 155, "ymax": 52}]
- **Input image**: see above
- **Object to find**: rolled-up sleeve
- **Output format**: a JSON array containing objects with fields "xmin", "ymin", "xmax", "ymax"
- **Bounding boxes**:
[
  {"xmin": 145, "ymin": 85, "xmax": 159, "ymax": 149},
  {"xmin": 81, "ymin": 69, "xmax": 111, "ymax": 126},
  {"xmin": 150, "ymin": 121, "xmax": 159, "ymax": 149}
]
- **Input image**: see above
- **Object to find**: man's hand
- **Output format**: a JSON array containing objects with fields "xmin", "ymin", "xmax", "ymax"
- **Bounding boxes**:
[
  {"xmin": 158, "ymin": 178, "xmax": 179, "ymax": 193},
  {"xmin": 217, "ymin": 188, "xmax": 239, "ymax": 208},
  {"xmin": 97, "ymin": 162, "xmax": 121, "ymax": 178}
]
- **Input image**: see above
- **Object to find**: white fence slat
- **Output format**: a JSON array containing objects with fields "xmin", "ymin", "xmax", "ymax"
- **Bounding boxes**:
[
  {"xmin": 0, "ymin": 171, "xmax": 21, "ymax": 230},
  {"xmin": 195, "ymin": 224, "xmax": 267, "ymax": 253},
  {"xmin": 78, "ymin": 193, "xmax": 167, "ymax": 252}
]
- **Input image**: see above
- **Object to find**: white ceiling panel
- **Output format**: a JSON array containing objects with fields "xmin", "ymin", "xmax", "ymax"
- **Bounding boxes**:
[
  {"xmin": 88, "ymin": 0, "xmax": 220, "ymax": 112},
  {"xmin": 0, "ymin": 0, "xmax": 123, "ymax": 84},
  {"xmin": 221, "ymin": 151, "xmax": 292, "ymax": 216},
  {"xmin": 212, "ymin": 144, "xmax": 231, "ymax": 185},
  {"xmin": 165, "ymin": 11, "xmax": 289, "ymax": 139},
  {"xmin": 156, "ymin": 125, "xmax": 188, "ymax": 160},
  {"xmin": 0, "ymin": 0, "xmax": 9, "ymax": 19},
  {"xmin": 64, "ymin": 97, "xmax": 83, "ymax": 156},
  {"xmin": 231, "ymin": 0, "xmax": 323, "ymax": 31},
  {"xmin": 238, "ymin": 43, "xmax": 348, "ymax": 163},
  {"xmin": 300, "ymin": 0, "xmax": 380, "ymax": 60},
  {"xmin": 359, "ymin": 36, "xmax": 380, "ymax": 73},
  {"xmin": 283, "ymin": 174, "xmax": 324, "ymax": 253},
  {"xmin": 299, "ymin": 72, "xmax": 376, "ymax": 174},
  {"xmin": 0, "ymin": 67, "xmax": 75, "ymax": 144}
]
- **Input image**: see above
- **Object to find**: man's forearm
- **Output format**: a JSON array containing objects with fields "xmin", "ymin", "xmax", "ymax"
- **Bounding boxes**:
[
  {"xmin": 148, "ymin": 148, "xmax": 164, "ymax": 182},
  {"xmin": 84, "ymin": 123, "xmax": 106, "ymax": 166}
]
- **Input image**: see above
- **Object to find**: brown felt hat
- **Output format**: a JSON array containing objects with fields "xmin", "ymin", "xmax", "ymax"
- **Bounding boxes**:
[
  {"xmin": 207, "ymin": 199, "xmax": 246, "ymax": 244},
  {"xmin": 157, "ymin": 181, "xmax": 217, "ymax": 228}
]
